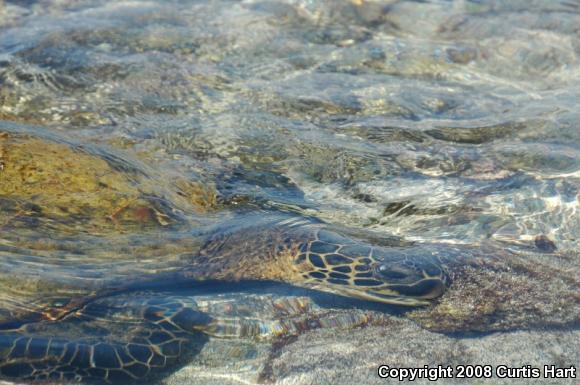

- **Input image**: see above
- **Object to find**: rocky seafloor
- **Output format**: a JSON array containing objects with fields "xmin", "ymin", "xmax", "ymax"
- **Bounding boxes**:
[
  {"xmin": 3, "ymin": 306, "xmax": 577, "ymax": 385},
  {"xmin": 166, "ymin": 318, "xmax": 579, "ymax": 385}
]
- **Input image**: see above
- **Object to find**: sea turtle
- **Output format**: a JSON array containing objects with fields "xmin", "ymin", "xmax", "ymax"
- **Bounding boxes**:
[
  {"xmin": 0, "ymin": 125, "xmax": 473, "ymax": 384},
  {"xmin": 0, "ymin": 214, "xmax": 464, "ymax": 384}
]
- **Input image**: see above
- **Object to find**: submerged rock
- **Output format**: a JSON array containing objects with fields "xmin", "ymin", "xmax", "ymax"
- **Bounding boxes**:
[
  {"xmin": 261, "ymin": 315, "xmax": 579, "ymax": 385},
  {"xmin": 0, "ymin": 126, "xmax": 216, "ymax": 235},
  {"xmin": 159, "ymin": 291, "xmax": 579, "ymax": 385},
  {"xmin": 0, "ymin": 124, "xmax": 216, "ymax": 325},
  {"xmin": 410, "ymin": 249, "xmax": 580, "ymax": 332}
]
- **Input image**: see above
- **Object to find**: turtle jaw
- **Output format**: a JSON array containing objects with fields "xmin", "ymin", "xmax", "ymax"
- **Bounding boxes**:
[
  {"xmin": 331, "ymin": 285, "xmax": 434, "ymax": 306},
  {"xmin": 305, "ymin": 280, "xmax": 445, "ymax": 306},
  {"xmin": 305, "ymin": 273, "xmax": 449, "ymax": 306}
]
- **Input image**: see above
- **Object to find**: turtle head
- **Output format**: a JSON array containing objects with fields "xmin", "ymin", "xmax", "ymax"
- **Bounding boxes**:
[{"xmin": 295, "ymin": 229, "xmax": 451, "ymax": 306}]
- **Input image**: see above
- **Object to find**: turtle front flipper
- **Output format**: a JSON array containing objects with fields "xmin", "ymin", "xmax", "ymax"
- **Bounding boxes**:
[{"xmin": 0, "ymin": 293, "xmax": 212, "ymax": 384}]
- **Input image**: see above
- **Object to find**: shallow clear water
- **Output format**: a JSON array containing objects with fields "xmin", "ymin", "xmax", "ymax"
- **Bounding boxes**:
[{"xmin": 0, "ymin": 0, "xmax": 578, "ymax": 384}]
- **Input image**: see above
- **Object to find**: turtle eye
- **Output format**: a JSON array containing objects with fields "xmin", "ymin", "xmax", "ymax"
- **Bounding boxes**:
[
  {"xmin": 375, "ymin": 264, "xmax": 414, "ymax": 281},
  {"xmin": 423, "ymin": 264, "xmax": 443, "ymax": 277},
  {"xmin": 51, "ymin": 298, "xmax": 71, "ymax": 308}
]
